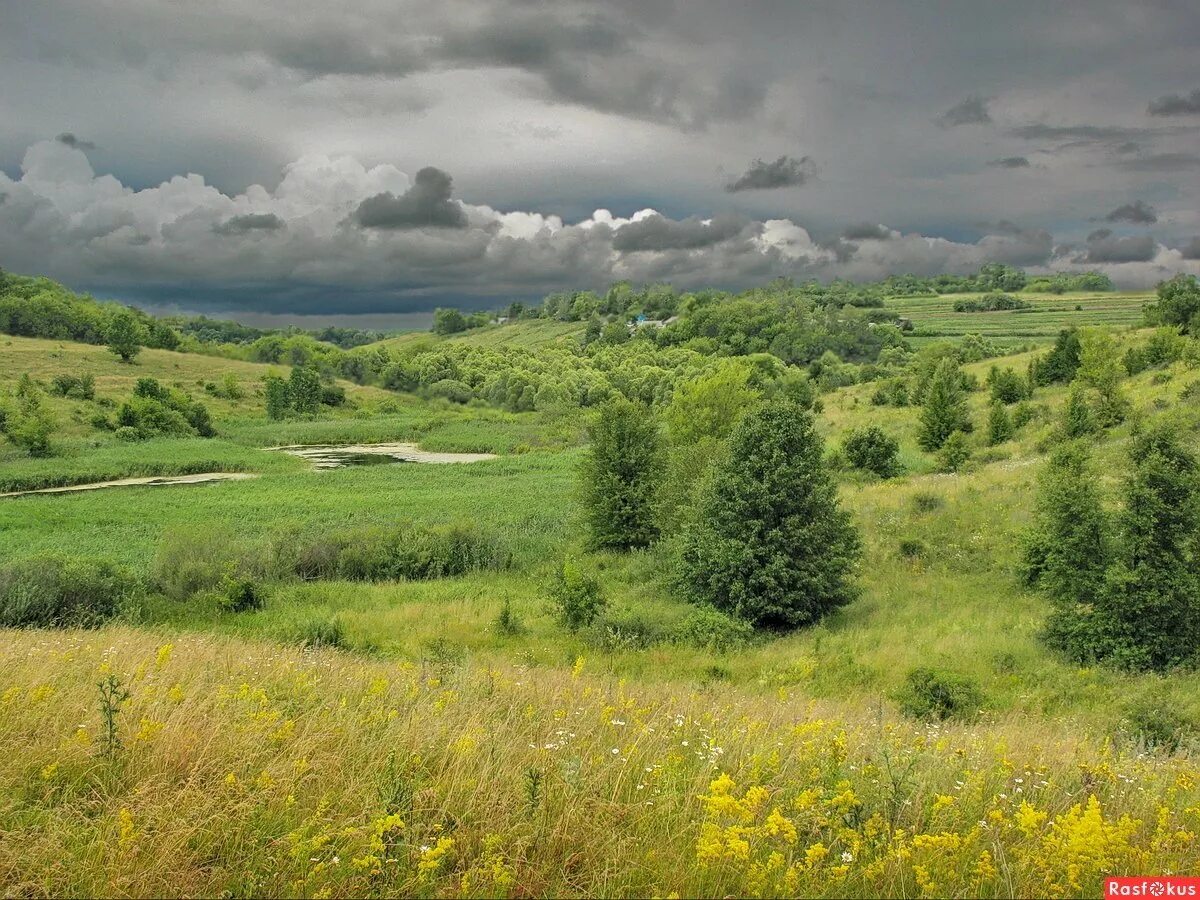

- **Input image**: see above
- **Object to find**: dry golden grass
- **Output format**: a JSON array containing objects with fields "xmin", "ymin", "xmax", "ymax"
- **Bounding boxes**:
[{"xmin": 2, "ymin": 627, "xmax": 1198, "ymax": 898}]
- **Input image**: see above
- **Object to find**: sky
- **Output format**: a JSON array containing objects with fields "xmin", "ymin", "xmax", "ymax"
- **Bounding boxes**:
[{"xmin": 1, "ymin": 0, "xmax": 1199, "ymax": 324}]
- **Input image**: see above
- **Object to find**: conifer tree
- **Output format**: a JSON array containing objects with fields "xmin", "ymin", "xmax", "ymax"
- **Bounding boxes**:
[
  {"xmin": 676, "ymin": 400, "xmax": 860, "ymax": 629},
  {"xmin": 918, "ymin": 358, "xmax": 971, "ymax": 451}
]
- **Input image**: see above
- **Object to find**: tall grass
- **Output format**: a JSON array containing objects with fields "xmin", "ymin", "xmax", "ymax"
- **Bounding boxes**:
[{"xmin": 0, "ymin": 628, "xmax": 1196, "ymax": 898}]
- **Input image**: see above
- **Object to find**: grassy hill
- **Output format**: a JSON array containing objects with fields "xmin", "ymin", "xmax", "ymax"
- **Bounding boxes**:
[
  {"xmin": 886, "ymin": 290, "xmax": 1150, "ymax": 348},
  {"xmin": 4, "ymin": 290, "xmax": 1200, "ymax": 897}
]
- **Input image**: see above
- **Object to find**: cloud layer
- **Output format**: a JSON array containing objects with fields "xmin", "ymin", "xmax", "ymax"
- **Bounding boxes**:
[{"xmin": 2, "ymin": 139, "xmax": 1196, "ymax": 316}]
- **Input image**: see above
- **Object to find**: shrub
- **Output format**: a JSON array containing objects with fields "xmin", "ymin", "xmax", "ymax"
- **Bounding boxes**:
[
  {"xmin": 937, "ymin": 430, "xmax": 971, "ymax": 472},
  {"xmin": 584, "ymin": 610, "xmax": 663, "ymax": 651},
  {"xmin": 676, "ymin": 400, "xmax": 860, "ymax": 630},
  {"xmin": 843, "ymin": 425, "xmax": 901, "ymax": 478},
  {"xmin": 220, "ymin": 576, "xmax": 265, "ymax": 613},
  {"xmin": 987, "ymin": 401, "xmax": 1014, "ymax": 445},
  {"xmin": 151, "ymin": 527, "xmax": 249, "ymax": 599},
  {"xmin": 0, "ymin": 556, "xmax": 138, "ymax": 627},
  {"xmin": 918, "ymin": 359, "xmax": 971, "ymax": 451},
  {"xmin": 3, "ymin": 374, "xmax": 56, "ymax": 457},
  {"xmin": 549, "ymin": 560, "xmax": 606, "ymax": 631},
  {"xmin": 49, "ymin": 373, "xmax": 95, "ymax": 400},
  {"xmin": 580, "ymin": 396, "xmax": 665, "ymax": 550},
  {"xmin": 295, "ymin": 521, "xmax": 511, "ymax": 582},
  {"xmin": 896, "ymin": 667, "xmax": 984, "ymax": 721},
  {"xmin": 898, "ymin": 539, "xmax": 926, "ymax": 560},
  {"xmin": 987, "ymin": 366, "xmax": 1026, "ymax": 404},
  {"xmin": 671, "ymin": 607, "xmax": 754, "ymax": 653},
  {"xmin": 494, "ymin": 598, "xmax": 524, "ymax": 636},
  {"xmin": 1123, "ymin": 693, "xmax": 1197, "ymax": 752}
]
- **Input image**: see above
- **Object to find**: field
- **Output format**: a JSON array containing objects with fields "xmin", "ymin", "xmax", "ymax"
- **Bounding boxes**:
[
  {"xmin": 885, "ymin": 291, "xmax": 1151, "ymax": 348},
  {"xmin": 4, "ymin": 303, "xmax": 1200, "ymax": 897}
]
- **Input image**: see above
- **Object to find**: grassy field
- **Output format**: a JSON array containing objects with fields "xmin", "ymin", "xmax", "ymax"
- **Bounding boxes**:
[
  {"xmin": 4, "ymin": 317, "xmax": 1200, "ymax": 897},
  {"xmin": 886, "ymin": 291, "xmax": 1151, "ymax": 348}
]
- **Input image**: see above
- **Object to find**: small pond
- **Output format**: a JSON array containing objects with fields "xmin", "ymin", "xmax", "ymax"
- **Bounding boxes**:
[{"xmin": 266, "ymin": 442, "xmax": 497, "ymax": 470}]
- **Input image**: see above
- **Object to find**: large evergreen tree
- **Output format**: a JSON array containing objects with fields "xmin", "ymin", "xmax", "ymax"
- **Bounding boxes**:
[
  {"xmin": 1023, "ymin": 443, "xmax": 1111, "ymax": 654},
  {"xmin": 675, "ymin": 400, "xmax": 860, "ymax": 629},
  {"xmin": 1093, "ymin": 425, "xmax": 1200, "ymax": 671},
  {"xmin": 580, "ymin": 396, "xmax": 665, "ymax": 550},
  {"xmin": 918, "ymin": 358, "xmax": 971, "ymax": 451}
]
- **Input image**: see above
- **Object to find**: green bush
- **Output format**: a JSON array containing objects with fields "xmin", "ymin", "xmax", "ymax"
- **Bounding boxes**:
[
  {"xmin": 843, "ymin": 425, "xmax": 901, "ymax": 478},
  {"xmin": 1123, "ymin": 693, "xmax": 1197, "ymax": 752},
  {"xmin": 289, "ymin": 616, "xmax": 345, "ymax": 649},
  {"xmin": 937, "ymin": 430, "xmax": 971, "ymax": 472},
  {"xmin": 151, "ymin": 527, "xmax": 252, "ymax": 600},
  {"xmin": 0, "ymin": 556, "xmax": 139, "ymax": 627},
  {"xmin": 671, "ymin": 607, "xmax": 754, "ymax": 653},
  {"xmin": 584, "ymin": 610, "xmax": 663, "ymax": 651},
  {"xmin": 896, "ymin": 667, "xmax": 984, "ymax": 721},
  {"xmin": 549, "ymin": 560, "xmax": 606, "ymax": 631},
  {"xmin": 293, "ymin": 521, "xmax": 511, "ymax": 582},
  {"xmin": 220, "ymin": 576, "xmax": 265, "ymax": 613}
]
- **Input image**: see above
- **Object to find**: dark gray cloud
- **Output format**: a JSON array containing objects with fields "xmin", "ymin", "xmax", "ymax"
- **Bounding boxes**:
[
  {"xmin": 938, "ymin": 95, "xmax": 991, "ymax": 127},
  {"xmin": 1084, "ymin": 231, "xmax": 1156, "ymax": 263},
  {"xmin": 212, "ymin": 212, "xmax": 286, "ymax": 235},
  {"xmin": 1009, "ymin": 123, "xmax": 1146, "ymax": 141},
  {"xmin": 612, "ymin": 213, "xmax": 749, "ymax": 251},
  {"xmin": 1114, "ymin": 141, "xmax": 1140, "ymax": 154},
  {"xmin": 55, "ymin": 132, "xmax": 95, "ymax": 151},
  {"xmin": 1105, "ymin": 200, "xmax": 1157, "ymax": 224},
  {"xmin": 1183, "ymin": 237, "xmax": 1200, "ymax": 260},
  {"xmin": 1148, "ymin": 89, "xmax": 1200, "ymax": 116},
  {"xmin": 725, "ymin": 156, "xmax": 813, "ymax": 192},
  {"xmin": 352, "ymin": 167, "xmax": 467, "ymax": 229},
  {"xmin": 988, "ymin": 156, "xmax": 1030, "ymax": 168},
  {"xmin": 1114, "ymin": 152, "xmax": 1200, "ymax": 172},
  {"xmin": 841, "ymin": 223, "xmax": 891, "ymax": 241}
]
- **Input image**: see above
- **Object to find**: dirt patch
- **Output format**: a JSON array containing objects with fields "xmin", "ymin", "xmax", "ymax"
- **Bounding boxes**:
[
  {"xmin": 0, "ymin": 472, "xmax": 257, "ymax": 499},
  {"xmin": 266, "ymin": 442, "xmax": 497, "ymax": 469}
]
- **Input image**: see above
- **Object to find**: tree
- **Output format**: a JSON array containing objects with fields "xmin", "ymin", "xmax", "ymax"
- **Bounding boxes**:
[
  {"xmin": 843, "ymin": 425, "xmax": 901, "ymax": 477},
  {"xmin": 432, "ymin": 307, "xmax": 468, "ymax": 335},
  {"xmin": 264, "ymin": 375, "xmax": 290, "ymax": 420},
  {"xmin": 987, "ymin": 401, "xmax": 1013, "ymax": 445},
  {"xmin": 1023, "ymin": 443, "xmax": 1111, "ymax": 653},
  {"xmin": 1060, "ymin": 382, "xmax": 1096, "ymax": 439},
  {"xmin": 287, "ymin": 366, "xmax": 322, "ymax": 416},
  {"xmin": 3, "ymin": 374, "xmax": 56, "ymax": 457},
  {"xmin": 918, "ymin": 358, "xmax": 971, "ymax": 451},
  {"xmin": 1091, "ymin": 425, "xmax": 1200, "ymax": 671},
  {"xmin": 1076, "ymin": 328, "xmax": 1128, "ymax": 427},
  {"xmin": 988, "ymin": 366, "xmax": 1026, "ymax": 404},
  {"xmin": 1036, "ymin": 328, "xmax": 1082, "ymax": 385},
  {"xmin": 675, "ymin": 400, "xmax": 860, "ymax": 629},
  {"xmin": 579, "ymin": 396, "xmax": 665, "ymax": 550},
  {"xmin": 105, "ymin": 309, "xmax": 145, "ymax": 363},
  {"xmin": 937, "ymin": 430, "xmax": 971, "ymax": 472},
  {"xmin": 1146, "ymin": 273, "xmax": 1200, "ymax": 333}
]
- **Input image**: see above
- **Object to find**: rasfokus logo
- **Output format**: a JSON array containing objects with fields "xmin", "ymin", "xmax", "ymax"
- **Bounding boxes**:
[{"xmin": 1107, "ymin": 877, "xmax": 1200, "ymax": 897}]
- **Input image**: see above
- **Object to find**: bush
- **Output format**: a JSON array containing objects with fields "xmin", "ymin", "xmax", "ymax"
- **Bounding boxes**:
[
  {"xmin": 49, "ymin": 373, "xmax": 95, "ymax": 400},
  {"xmin": 896, "ymin": 667, "xmax": 984, "ymax": 721},
  {"xmin": 549, "ymin": 560, "xmax": 606, "ymax": 631},
  {"xmin": 671, "ymin": 607, "xmax": 754, "ymax": 653},
  {"xmin": 937, "ymin": 430, "xmax": 971, "ymax": 472},
  {"xmin": 843, "ymin": 425, "xmax": 901, "ymax": 478},
  {"xmin": 0, "ymin": 556, "xmax": 139, "ymax": 627},
  {"xmin": 493, "ymin": 598, "xmax": 524, "ymax": 636},
  {"xmin": 151, "ymin": 527, "xmax": 250, "ymax": 599},
  {"xmin": 580, "ymin": 397, "xmax": 665, "ymax": 550},
  {"xmin": 290, "ymin": 521, "xmax": 511, "ymax": 582},
  {"xmin": 220, "ymin": 576, "xmax": 265, "ymax": 613},
  {"xmin": 898, "ymin": 539, "xmax": 927, "ymax": 560},
  {"xmin": 911, "ymin": 491, "xmax": 944, "ymax": 513},
  {"xmin": 918, "ymin": 359, "xmax": 971, "ymax": 451},
  {"xmin": 584, "ymin": 610, "xmax": 663, "ymax": 651},
  {"xmin": 1123, "ymin": 693, "xmax": 1197, "ymax": 752}
]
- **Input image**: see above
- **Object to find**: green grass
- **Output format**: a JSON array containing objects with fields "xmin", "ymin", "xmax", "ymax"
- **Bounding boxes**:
[{"xmin": 886, "ymin": 290, "xmax": 1151, "ymax": 347}]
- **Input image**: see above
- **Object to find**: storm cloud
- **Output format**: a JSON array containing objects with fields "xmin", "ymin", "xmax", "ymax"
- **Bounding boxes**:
[
  {"xmin": 725, "ymin": 156, "xmax": 814, "ymax": 192},
  {"xmin": 988, "ymin": 156, "xmax": 1031, "ymax": 169},
  {"xmin": 1148, "ymin": 89, "xmax": 1200, "ymax": 116},
  {"xmin": 1105, "ymin": 201, "xmax": 1157, "ymax": 224},
  {"xmin": 937, "ymin": 95, "xmax": 991, "ymax": 127},
  {"xmin": 0, "ymin": 1, "xmax": 1198, "ymax": 318},
  {"xmin": 1084, "ymin": 230, "xmax": 1157, "ymax": 263},
  {"xmin": 352, "ymin": 168, "xmax": 468, "ymax": 229}
]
